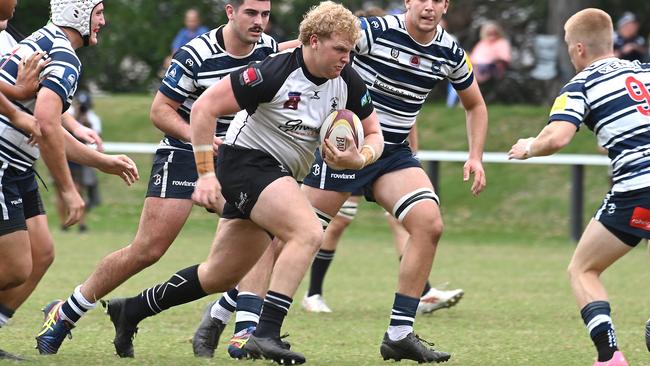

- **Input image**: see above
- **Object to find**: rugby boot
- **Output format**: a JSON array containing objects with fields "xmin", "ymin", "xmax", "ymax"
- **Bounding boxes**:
[
  {"xmin": 192, "ymin": 301, "xmax": 226, "ymax": 358},
  {"xmin": 243, "ymin": 334, "xmax": 305, "ymax": 364},
  {"xmin": 417, "ymin": 288, "xmax": 464, "ymax": 314},
  {"xmin": 380, "ymin": 332, "xmax": 450, "ymax": 363},
  {"xmin": 592, "ymin": 351, "xmax": 628, "ymax": 366},
  {"xmin": 35, "ymin": 300, "xmax": 73, "ymax": 355},
  {"xmin": 101, "ymin": 298, "xmax": 138, "ymax": 358},
  {"xmin": 227, "ymin": 326, "xmax": 256, "ymax": 359}
]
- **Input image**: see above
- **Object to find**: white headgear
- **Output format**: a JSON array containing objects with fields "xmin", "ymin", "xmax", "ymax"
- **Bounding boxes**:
[{"xmin": 50, "ymin": 0, "xmax": 103, "ymax": 45}]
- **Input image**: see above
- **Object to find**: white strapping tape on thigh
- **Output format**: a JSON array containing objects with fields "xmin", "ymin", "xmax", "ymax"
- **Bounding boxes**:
[
  {"xmin": 314, "ymin": 208, "xmax": 333, "ymax": 230},
  {"xmin": 391, "ymin": 188, "xmax": 439, "ymax": 223},
  {"xmin": 336, "ymin": 199, "xmax": 359, "ymax": 220}
]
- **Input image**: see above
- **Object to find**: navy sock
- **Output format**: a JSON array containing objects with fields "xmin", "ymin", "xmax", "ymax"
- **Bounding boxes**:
[
  {"xmin": 308, "ymin": 249, "xmax": 335, "ymax": 296},
  {"xmin": 0, "ymin": 303, "xmax": 14, "ymax": 327},
  {"xmin": 125, "ymin": 265, "xmax": 208, "ymax": 324},
  {"xmin": 581, "ymin": 301, "xmax": 618, "ymax": 362},
  {"xmin": 234, "ymin": 293, "xmax": 264, "ymax": 333},
  {"xmin": 254, "ymin": 291, "xmax": 292, "ymax": 338}
]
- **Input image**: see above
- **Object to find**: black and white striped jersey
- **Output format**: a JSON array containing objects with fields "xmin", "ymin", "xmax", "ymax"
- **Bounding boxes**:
[
  {"xmin": 354, "ymin": 14, "xmax": 474, "ymax": 144},
  {"xmin": 158, "ymin": 26, "xmax": 278, "ymax": 152},
  {"xmin": 226, "ymin": 47, "xmax": 374, "ymax": 180},
  {"xmin": 0, "ymin": 24, "xmax": 81, "ymax": 171}
]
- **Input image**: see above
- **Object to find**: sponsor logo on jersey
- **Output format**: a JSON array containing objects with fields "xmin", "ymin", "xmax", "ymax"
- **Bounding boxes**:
[
  {"xmin": 279, "ymin": 119, "xmax": 318, "ymax": 141},
  {"xmin": 240, "ymin": 67, "xmax": 263, "ymax": 87},
  {"xmin": 311, "ymin": 91, "xmax": 321, "ymax": 100},
  {"xmin": 283, "ymin": 92, "xmax": 301, "ymax": 110},
  {"xmin": 391, "ymin": 48, "xmax": 399, "ymax": 59},
  {"xmin": 550, "ymin": 93, "xmax": 568, "ymax": 115},
  {"xmin": 10, "ymin": 198, "xmax": 22, "ymax": 206},
  {"xmin": 361, "ymin": 90, "xmax": 372, "ymax": 107},
  {"xmin": 630, "ymin": 206, "xmax": 650, "ymax": 231},
  {"xmin": 373, "ymin": 80, "xmax": 427, "ymax": 100}
]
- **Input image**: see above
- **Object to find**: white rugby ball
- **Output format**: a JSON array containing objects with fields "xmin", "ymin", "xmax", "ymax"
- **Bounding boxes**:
[{"xmin": 320, "ymin": 109, "xmax": 364, "ymax": 152}]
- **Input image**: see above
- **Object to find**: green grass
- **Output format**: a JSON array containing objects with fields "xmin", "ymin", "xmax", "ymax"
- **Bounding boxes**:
[{"xmin": 5, "ymin": 96, "xmax": 642, "ymax": 365}]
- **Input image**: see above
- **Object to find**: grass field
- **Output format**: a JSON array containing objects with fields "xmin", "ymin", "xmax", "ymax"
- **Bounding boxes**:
[{"xmin": 3, "ymin": 96, "xmax": 649, "ymax": 365}]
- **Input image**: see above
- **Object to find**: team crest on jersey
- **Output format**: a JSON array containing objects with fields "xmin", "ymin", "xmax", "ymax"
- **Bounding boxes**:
[
  {"xmin": 410, "ymin": 56, "xmax": 420, "ymax": 67},
  {"xmin": 371, "ymin": 20, "xmax": 380, "ymax": 29},
  {"xmin": 391, "ymin": 48, "xmax": 399, "ymax": 59},
  {"xmin": 283, "ymin": 92, "xmax": 301, "ymax": 110},
  {"xmin": 240, "ymin": 67, "xmax": 263, "ymax": 87},
  {"xmin": 330, "ymin": 97, "xmax": 339, "ymax": 112},
  {"xmin": 185, "ymin": 58, "xmax": 194, "ymax": 67}
]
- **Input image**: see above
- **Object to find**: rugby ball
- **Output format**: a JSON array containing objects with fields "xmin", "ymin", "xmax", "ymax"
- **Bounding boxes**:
[{"xmin": 320, "ymin": 109, "xmax": 364, "ymax": 152}]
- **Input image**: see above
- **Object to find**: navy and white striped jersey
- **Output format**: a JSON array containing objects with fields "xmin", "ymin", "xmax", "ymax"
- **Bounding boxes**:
[
  {"xmin": 354, "ymin": 14, "xmax": 474, "ymax": 144},
  {"xmin": 549, "ymin": 57, "xmax": 650, "ymax": 192},
  {"xmin": 226, "ymin": 47, "xmax": 374, "ymax": 180},
  {"xmin": 0, "ymin": 24, "xmax": 81, "ymax": 171},
  {"xmin": 158, "ymin": 25, "xmax": 278, "ymax": 152}
]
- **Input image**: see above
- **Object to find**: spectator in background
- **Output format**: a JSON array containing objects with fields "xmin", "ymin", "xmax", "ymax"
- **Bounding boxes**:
[
  {"xmin": 171, "ymin": 8, "xmax": 209, "ymax": 53},
  {"xmin": 470, "ymin": 21, "xmax": 511, "ymax": 83},
  {"xmin": 55, "ymin": 91, "xmax": 103, "ymax": 233},
  {"xmin": 614, "ymin": 12, "xmax": 646, "ymax": 62}
]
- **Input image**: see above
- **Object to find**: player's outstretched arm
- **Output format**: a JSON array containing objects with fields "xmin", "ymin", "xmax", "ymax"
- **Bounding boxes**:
[
  {"xmin": 457, "ymin": 79, "xmax": 488, "ymax": 196},
  {"xmin": 62, "ymin": 112, "xmax": 104, "ymax": 151},
  {"xmin": 190, "ymin": 76, "xmax": 241, "ymax": 209},
  {"xmin": 62, "ymin": 128, "xmax": 139, "ymax": 186},
  {"xmin": 508, "ymin": 121, "xmax": 577, "ymax": 160},
  {"xmin": 34, "ymin": 87, "xmax": 84, "ymax": 226}
]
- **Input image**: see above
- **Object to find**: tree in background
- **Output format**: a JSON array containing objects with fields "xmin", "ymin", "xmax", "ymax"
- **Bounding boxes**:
[{"xmin": 10, "ymin": 0, "xmax": 650, "ymax": 94}]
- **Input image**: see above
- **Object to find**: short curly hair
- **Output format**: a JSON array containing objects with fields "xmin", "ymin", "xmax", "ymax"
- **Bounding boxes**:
[{"xmin": 298, "ymin": 1, "xmax": 361, "ymax": 45}]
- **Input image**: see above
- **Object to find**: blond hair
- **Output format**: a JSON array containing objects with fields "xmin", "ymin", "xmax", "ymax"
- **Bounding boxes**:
[
  {"xmin": 299, "ymin": 1, "xmax": 361, "ymax": 45},
  {"xmin": 564, "ymin": 8, "xmax": 613, "ymax": 56}
]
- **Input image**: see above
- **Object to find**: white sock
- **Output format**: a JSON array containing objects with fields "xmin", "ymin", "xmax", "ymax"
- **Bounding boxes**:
[{"xmin": 387, "ymin": 325, "xmax": 412, "ymax": 341}]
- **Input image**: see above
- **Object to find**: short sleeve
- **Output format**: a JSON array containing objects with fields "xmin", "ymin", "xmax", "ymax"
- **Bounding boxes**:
[
  {"xmin": 229, "ymin": 59, "xmax": 284, "ymax": 113},
  {"xmin": 159, "ymin": 47, "xmax": 200, "ymax": 103},
  {"xmin": 342, "ymin": 65, "xmax": 374, "ymax": 120},
  {"xmin": 39, "ymin": 49, "xmax": 80, "ymax": 112},
  {"xmin": 548, "ymin": 81, "xmax": 587, "ymax": 128},
  {"xmin": 448, "ymin": 48, "xmax": 474, "ymax": 91}
]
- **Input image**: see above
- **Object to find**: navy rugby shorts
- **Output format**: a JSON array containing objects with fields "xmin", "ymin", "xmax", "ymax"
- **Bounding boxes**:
[
  {"xmin": 595, "ymin": 187, "xmax": 650, "ymax": 246},
  {"xmin": 0, "ymin": 164, "xmax": 45, "ymax": 235},
  {"xmin": 146, "ymin": 149, "xmax": 217, "ymax": 199},
  {"xmin": 302, "ymin": 143, "xmax": 422, "ymax": 202}
]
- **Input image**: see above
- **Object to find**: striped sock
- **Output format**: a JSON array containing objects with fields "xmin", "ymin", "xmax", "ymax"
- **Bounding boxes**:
[
  {"xmin": 581, "ymin": 301, "xmax": 619, "ymax": 362},
  {"xmin": 254, "ymin": 291, "xmax": 292, "ymax": 338},
  {"xmin": 387, "ymin": 293, "xmax": 419, "ymax": 341},
  {"xmin": 234, "ymin": 292, "xmax": 263, "ymax": 333},
  {"xmin": 211, "ymin": 287, "xmax": 239, "ymax": 324},
  {"xmin": 308, "ymin": 249, "xmax": 335, "ymax": 296},
  {"xmin": 0, "ymin": 303, "xmax": 14, "ymax": 327},
  {"xmin": 59, "ymin": 285, "xmax": 97, "ymax": 325}
]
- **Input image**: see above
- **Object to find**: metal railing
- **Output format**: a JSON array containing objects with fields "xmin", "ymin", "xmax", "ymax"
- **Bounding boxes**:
[{"xmin": 103, "ymin": 143, "xmax": 609, "ymax": 241}]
